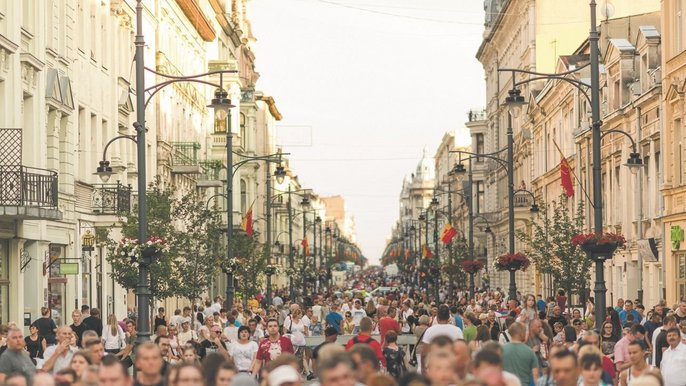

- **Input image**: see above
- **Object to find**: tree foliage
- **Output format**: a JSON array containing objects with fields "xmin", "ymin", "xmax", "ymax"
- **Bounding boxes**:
[
  {"xmin": 228, "ymin": 232, "xmax": 267, "ymax": 299},
  {"xmin": 106, "ymin": 177, "xmax": 224, "ymax": 302},
  {"xmin": 516, "ymin": 196, "xmax": 593, "ymax": 298}
]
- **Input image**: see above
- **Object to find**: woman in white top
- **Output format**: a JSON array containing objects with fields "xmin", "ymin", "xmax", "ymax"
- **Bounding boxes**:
[
  {"xmin": 287, "ymin": 309, "xmax": 310, "ymax": 375},
  {"xmin": 228, "ymin": 326, "xmax": 258, "ymax": 374},
  {"xmin": 102, "ymin": 314, "xmax": 126, "ymax": 354}
]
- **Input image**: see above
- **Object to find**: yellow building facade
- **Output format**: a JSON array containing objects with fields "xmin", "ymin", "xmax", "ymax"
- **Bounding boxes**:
[{"xmin": 661, "ymin": 0, "xmax": 686, "ymax": 305}]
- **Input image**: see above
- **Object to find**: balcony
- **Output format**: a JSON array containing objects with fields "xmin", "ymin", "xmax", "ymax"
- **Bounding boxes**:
[
  {"xmin": 91, "ymin": 182, "xmax": 132, "ymax": 214},
  {"xmin": 0, "ymin": 165, "xmax": 62, "ymax": 220},
  {"xmin": 197, "ymin": 160, "xmax": 224, "ymax": 188},
  {"xmin": 468, "ymin": 109, "xmax": 487, "ymax": 122},
  {"xmin": 171, "ymin": 142, "xmax": 202, "ymax": 174}
]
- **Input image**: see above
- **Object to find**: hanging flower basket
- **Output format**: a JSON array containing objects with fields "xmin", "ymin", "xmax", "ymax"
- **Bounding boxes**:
[
  {"xmin": 223, "ymin": 257, "xmax": 240, "ymax": 273},
  {"xmin": 494, "ymin": 252, "xmax": 530, "ymax": 272},
  {"xmin": 265, "ymin": 264, "xmax": 278, "ymax": 276},
  {"xmin": 115, "ymin": 236, "xmax": 168, "ymax": 264},
  {"xmin": 571, "ymin": 232, "xmax": 625, "ymax": 260},
  {"xmin": 460, "ymin": 260, "xmax": 485, "ymax": 274}
]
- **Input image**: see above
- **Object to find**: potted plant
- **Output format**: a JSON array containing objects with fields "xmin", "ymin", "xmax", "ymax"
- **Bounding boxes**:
[
  {"xmin": 460, "ymin": 260, "xmax": 485, "ymax": 274},
  {"xmin": 265, "ymin": 264, "xmax": 278, "ymax": 276},
  {"xmin": 494, "ymin": 252, "xmax": 530, "ymax": 272},
  {"xmin": 571, "ymin": 231, "xmax": 626, "ymax": 258},
  {"xmin": 115, "ymin": 236, "xmax": 169, "ymax": 264}
]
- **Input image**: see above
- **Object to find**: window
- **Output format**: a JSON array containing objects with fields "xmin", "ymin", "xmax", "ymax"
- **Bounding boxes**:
[
  {"xmin": 677, "ymin": 0, "xmax": 683, "ymax": 53},
  {"xmin": 0, "ymin": 240, "xmax": 9, "ymax": 324},
  {"xmin": 612, "ymin": 80, "xmax": 620, "ymax": 110},
  {"xmin": 475, "ymin": 181, "xmax": 485, "ymax": 214},
  {"xmin": 643, "ymin": 154, "xmax": 650, "ymax": 214},
  {"xmin": 475, "ymin": 134, "xmax": 484, "ymax": 161},
  {"xmin": 240, "ymin": 179, "xmax": 247, "ymax": 214}
]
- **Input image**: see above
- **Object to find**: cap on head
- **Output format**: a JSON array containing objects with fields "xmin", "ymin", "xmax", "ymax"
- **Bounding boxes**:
[{"xmin": 268, "ymin": 365, "xmax": 301, "ymax": 386}]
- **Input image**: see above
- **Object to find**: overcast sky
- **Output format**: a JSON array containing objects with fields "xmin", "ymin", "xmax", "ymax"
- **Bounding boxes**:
[{"xmin": 249, "ymin": 0, "xmax": 486, "ymax": 264}]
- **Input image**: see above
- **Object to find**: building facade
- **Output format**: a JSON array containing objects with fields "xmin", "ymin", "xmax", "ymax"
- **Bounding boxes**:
[
  {"xmin": 661, "ymin": 0, "xmax": 686, "ymax": 305},
  {"xmin": 0, "ymin": 0, "xmax": 321, "ymax": 327}
]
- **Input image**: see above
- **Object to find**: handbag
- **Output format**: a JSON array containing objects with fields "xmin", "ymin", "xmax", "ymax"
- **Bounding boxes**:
[{"xmin": 408, "ymin": 328, "xmax": 427, "ymax": 367}]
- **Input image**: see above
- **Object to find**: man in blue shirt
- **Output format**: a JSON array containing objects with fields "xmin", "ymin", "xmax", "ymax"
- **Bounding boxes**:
[
  {"xmin": 618, "ymin": 299, "xmax": 641, "ymax": 326},
  {"xmin": 451, "ymin": 306, "xmax": 464, "ymax": 330},
  {"xmin": 325, "ymin": 303, "xmax": 343, "ymax": 333},
  {"xmin": 536, "ymin": 294, "xmax": 547, "ymax": 314}
]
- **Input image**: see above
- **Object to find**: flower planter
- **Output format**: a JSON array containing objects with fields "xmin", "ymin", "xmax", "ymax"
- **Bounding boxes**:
[
  {"xmin": 580, "ymin": 242, "xmax": 618, "ymax": 260},
  {"xmin": 506, "ymin": 261, "xmax": 524, "ymax": 272},
  {"xmin": 141, "ymin": 246, "xmax": 163, "ymax": 260}
]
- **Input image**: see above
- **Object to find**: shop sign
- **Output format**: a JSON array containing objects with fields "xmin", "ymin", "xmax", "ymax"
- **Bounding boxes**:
[
  {"xmin": 59, "ymin": 262, "xmax": 79, "ymax": 275},
  {"xmin": 672, "ymin": 226, "xmax": 684, "ymax": 250}
]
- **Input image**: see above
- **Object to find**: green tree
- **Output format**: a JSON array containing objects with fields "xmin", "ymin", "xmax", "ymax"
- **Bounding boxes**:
[
  {"xmin": 516, "ymin": 196, "xmax": 592, "ymax": 303},
  {"xmin": 106, "ymin": 177, "xmax": 223, "ymax": 302},
  {"xmin": 228, "ymin": 232, "xmax": 267, "ymax": 300},
  {"xmin": 170, "ymin": 191, "xmax": 224, "ymax": 302}
]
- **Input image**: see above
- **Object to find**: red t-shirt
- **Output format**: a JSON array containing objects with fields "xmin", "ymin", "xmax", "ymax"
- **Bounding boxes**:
[
  {"xmin": 345, "ymin": 333, "xmax": 387, "ymax": 367},
  {"xmin": 378, "ymin": 317, "xmax": 400, "ymax": 345},
  {"xmin": 256, "ymin": 336, "xmax": 294, "ymax": 363}
]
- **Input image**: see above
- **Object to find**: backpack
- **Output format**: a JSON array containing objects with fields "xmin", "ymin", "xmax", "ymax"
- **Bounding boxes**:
[{"xmin": 352, "ymin": 335, "xmax": 374, "ymax": 345}]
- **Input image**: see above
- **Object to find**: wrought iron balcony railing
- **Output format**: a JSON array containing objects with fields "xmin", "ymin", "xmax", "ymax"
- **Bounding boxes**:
[
  {"xmin": 91, "ymin": 182, "xmax": 132, "ymax": 214},
  {"xmin": 171, "ymin": 142, "xmax": 200, "ymax": 165},
  {"xmin": 197, "ymin": 160, "xmax": 224, "ymax": 188},
  {"xmin": 171, "ymin": 142, "xmax": 202, "ymax": 174},
  {"xmin": 0, "ymin": 165, "xmax": 58, "ymax": 208}
]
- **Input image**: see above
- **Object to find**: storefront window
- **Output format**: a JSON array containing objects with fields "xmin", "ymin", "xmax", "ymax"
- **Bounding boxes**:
[
  {"xmin": 48, "ymin": 245, "xmax": 67, "ymax": 326},
  {"xmin": 81, "ymin": 252, "xmax": 91, "ymax": 307},
  {"xmin": 0, "ymin": 240, "xmax": 9, "ymax": 324}
]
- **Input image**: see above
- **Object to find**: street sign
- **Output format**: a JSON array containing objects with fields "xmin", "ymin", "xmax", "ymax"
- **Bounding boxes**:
[{"xmin": 59, "ymin": 262, "xmax": 79, "ymax": 275}]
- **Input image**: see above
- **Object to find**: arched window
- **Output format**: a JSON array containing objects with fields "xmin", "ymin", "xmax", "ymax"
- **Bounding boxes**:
[{"xmin": 240, "ymin": 179, "xmax": 247, "ymax": 214}]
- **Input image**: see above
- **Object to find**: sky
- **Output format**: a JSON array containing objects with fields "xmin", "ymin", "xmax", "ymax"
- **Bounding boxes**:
[{"xmin": 248, "ymin": 0, "xmax": 486, "ymax": 264}]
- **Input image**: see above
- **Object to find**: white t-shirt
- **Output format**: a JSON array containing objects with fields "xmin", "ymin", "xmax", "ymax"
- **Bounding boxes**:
[
  {"xmin": 229, "ymin": 341, "xmax": 259, "ymax": 372},
  {"xmin": 312, "ymin": 305, "xmax": 323, "ymax": 320},
  {"xmin": 223, "ymin": 326, "xmax": 239, "ymax": 343},
  {"xmin": 351, "ymin": 308, "xmax": 367, "ymax": 327},
  {"xmin": 102, "ymin": 325, "xmax": 126, "ymax": 350},
  {"xmin": 401, "ymin": 308, "xmax": 414, "ymax": 333},
  {"xmin": 421, "ymin": 324, "xmax": 464, "ymax": 343},
  {"xmin": 287, "ymin": 319, "xmax": 307, "ymax": 346}
]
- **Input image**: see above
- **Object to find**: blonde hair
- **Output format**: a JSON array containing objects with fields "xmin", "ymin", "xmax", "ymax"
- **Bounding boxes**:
[{"xmin": 107, "ymin": 314, "xmax": 119, "ymax": 337}]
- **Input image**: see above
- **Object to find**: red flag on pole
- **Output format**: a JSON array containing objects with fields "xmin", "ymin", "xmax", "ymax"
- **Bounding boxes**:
[
  {"xmin": 301, "ymin": 237, "xmax": 310, "ymax": 256},
  {"xmin": 440, "ymin": 223, "xmax": 458, "ymax": 245},
  {"xmin": 241, "ymin": 205, "xmax": 254, "ymax": 236},
  {"xmin": 560, "ymin": 156, "xmax": 574, "ymax": 197},
  {"xmin": 422, "ymin": 244, "xmax": 433, "ymax": 258}
]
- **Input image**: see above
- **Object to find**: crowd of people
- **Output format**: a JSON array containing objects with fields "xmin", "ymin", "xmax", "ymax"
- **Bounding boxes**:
[{"xmin": 1, "ymin": 269, "xmax": 686, "ymax": 386}]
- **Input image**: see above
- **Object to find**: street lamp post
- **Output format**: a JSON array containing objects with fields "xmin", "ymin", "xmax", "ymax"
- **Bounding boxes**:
[
  {"xmin": 506, "ymin": 111, "xmax": 517, "ymax": 300},
  {"xmin": 314, "ymin": 216, "xmax": 322, "ymax": 292},
  {"xmin": 287, "ymin": 186, "xmax": 294, "ymax": 300},
  {"xmin": 133, "ymin": 0, "xmax": 150, "ymax": 345},
  {"xmin": 301, "ymin": 195, "xmax": 311, "ymax": 297},
  {"xmin": 431, "ymin": 198, "xmax": 440, "ymax": 302},
  {"xmin": 589, "ymin": 0, "xmax": 607, "ymax": 326}
]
